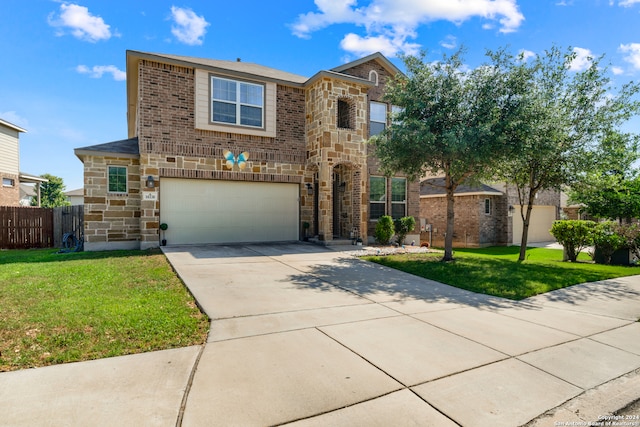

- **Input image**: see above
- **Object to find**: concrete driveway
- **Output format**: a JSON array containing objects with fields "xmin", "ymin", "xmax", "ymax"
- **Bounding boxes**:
[
  {"xmin": 1, "ymin": 243, "xmax": 639, "ymax": 426},
  {"xmin": 163, "ymin": 243, "xmax": 640, "ymax": 427}
]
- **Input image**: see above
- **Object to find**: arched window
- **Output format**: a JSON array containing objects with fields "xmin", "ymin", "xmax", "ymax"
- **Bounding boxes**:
[{"xmin": 369, "ymin": 70, "xmax": 379, "ymax": 86}]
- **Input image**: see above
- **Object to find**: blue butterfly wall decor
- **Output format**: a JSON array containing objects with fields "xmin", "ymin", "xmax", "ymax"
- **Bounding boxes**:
[{"xmin": 223, "ymin": 150, "xmax": 249, "ymax": 170}]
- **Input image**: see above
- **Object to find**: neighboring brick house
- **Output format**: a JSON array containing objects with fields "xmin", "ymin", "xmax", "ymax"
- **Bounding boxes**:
[
  {"xmin": 74, "ymin": 51, "xmax": 420, "ymax": 250},
  {"xmin": 420, "ymin": 178, "xmax": 561, "ymax": 247}
]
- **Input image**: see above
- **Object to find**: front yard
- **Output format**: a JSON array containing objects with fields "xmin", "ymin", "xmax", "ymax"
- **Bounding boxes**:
[
  {"xmin": 0, "ymin": 249, "xmax": 209, "ymax": 372},
  {"xmin": 364, "ymin": 246, "xmax": 639, "ymax": 300}
]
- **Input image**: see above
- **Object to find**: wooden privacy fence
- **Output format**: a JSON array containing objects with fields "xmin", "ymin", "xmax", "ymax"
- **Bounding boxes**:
[{"xmin": 0, "ymin": 205, "xmax": 84, "ymax": 250}]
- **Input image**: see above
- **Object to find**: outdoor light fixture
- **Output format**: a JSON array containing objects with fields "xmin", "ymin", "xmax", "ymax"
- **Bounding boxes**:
[
  {"xmin": 146, "ymin": 175, "xmax": 155, "ymax": 188},
  {"xmin": 508, "ymin": 205, "xmax": 515, "ymax": 217},
  {"xmin": 305, "ymin": 183, "xmax": 313, "ymax": 195},
  {"xmin": 339, "ymin": 182, "xmax": 346, "ymax": 192}
]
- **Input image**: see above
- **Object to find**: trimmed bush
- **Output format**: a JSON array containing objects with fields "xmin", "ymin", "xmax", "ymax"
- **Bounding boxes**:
[
  {"xmin": 394, "ymin": 216, "xmax": 416, "ymax": 246},
  {"xmin": 550, "ymin": 220, "xmax": 596, "ymax": 262},
  {"xmin": 374, "ymin": 215, "xmax": 395, "ymax": 245},
  {"xmin": 591, "ymin": 222, "xmax": 626, "ymax": 265}
]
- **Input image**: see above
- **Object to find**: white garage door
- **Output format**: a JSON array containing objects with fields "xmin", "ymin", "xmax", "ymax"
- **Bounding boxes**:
[
  {"xmin": 160, "ymin": 178, "xmax": 299, "ymax": 245},
  {"xmin": 512, "ymin": 205, "xmax": 557, "ymax": 245}
]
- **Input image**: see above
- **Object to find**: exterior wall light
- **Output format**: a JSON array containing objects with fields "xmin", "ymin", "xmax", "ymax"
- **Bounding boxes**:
[
  {"xmin": 305, "ymin": 183, "xmax": 313, "ymax": 195},
  {"xmin": 146, "ymin": 175, "xmax": 155, "ymax": 188},
  {"xmin": 508, "ymin": 205, "xmax": 515, "ymax": 217}
]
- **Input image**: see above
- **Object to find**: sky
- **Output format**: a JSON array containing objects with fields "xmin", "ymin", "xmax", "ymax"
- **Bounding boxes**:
[{"xmin": 1, "ymin": 0, "xmax": 639, "ymax": 192}]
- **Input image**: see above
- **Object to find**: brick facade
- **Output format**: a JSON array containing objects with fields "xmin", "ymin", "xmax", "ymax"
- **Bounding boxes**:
[
  {"xmin": 0, "ymin": 173, "xmax": 19, "ymax": 206},
  {"xmin": 77, "ymin": 51, "xmax": 421, "ymax": 249}
]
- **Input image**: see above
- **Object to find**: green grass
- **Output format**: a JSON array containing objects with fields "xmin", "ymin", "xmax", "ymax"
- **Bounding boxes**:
[
  {"xmin": 364, "ymin": 246, "xmax": 639, "ymax": 300},
  {"xmin": 0, "ymin": 249, "xmax": 209, "ymax": 372}
]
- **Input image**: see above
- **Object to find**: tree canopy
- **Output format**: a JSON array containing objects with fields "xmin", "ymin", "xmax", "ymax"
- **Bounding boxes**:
[
  {"xmin": 371, "ymin": 49, "xmax": 521, "ymax": 260},
  {"xmin": 492, "ymin": 46, "xmax": 640, "ymax": 259},
  {"xmin": 31, "ymin": 173, "xmax": 70, "ymax": 208}
]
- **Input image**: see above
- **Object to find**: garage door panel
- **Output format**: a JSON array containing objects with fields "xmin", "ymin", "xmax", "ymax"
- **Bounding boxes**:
[
  {"xmin": 160, "ymin": 179, "xmax": 299, "ymax": 245},
  {"xmin": 513, "ymin": 205, "xmax": 556, "ymax": 245}
]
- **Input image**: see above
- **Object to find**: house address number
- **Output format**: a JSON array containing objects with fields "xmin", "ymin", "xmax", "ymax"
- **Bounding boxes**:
[{"xmin": 143, "ymin": 192, "xmax": 157, "ymax": 201}]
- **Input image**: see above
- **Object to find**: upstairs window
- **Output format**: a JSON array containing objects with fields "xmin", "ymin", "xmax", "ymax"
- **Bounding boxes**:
[
  {"xmin": 337, "ymin": 99, "xmax": 354, "ymax": 129},
  {"xmin": 108, "ymin": 166, "xmax": 127, "ymax": 193},
  {"xmin": 370, "ymin": 101, "xmax": 387, "ymax": 137},
  {"xmin": 484, "ymin": 198, "xmax": 492, "ymax": 215},
  {"xmin": 211, "ymin": 76, "xmax": 264, "ymax": 128}
]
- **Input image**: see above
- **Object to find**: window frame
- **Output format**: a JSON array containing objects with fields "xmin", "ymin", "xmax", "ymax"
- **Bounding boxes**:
[
  {"xmin": 211, "ymin": 76, "xmax": 265, "ymax": 129},
  {"xmin": 337, "ymin": 98, "xmax": 354, "ymax": 129},
  {"xmin": 369, "ymin": 176, "xmax": 387, "ymax": 221},
  {"xmin": 484, "ymin": 198, "xmax": 492, "ymax": 215},
  {"xmin": 369, "ymin": 101, "xmax": 387, "ymax": 137},
  {"xmin": 391, "ymin": 177, "xmax": 407, "ymax": 219},
  {"xmin": 107, "ymin": 166, "xmax": 128, "ymax": 194},
  {"xmin": 2, "ymin": 177, "xmax": 15, "ymax": 187}
]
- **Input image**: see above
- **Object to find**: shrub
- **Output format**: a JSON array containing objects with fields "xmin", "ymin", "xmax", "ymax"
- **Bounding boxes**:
[
  {"xmin": 592, "ymin": 222, "xmax": 626, "ymax": 265},
  {"xmin": 374, "ymin": 215, "xmax": 395, "ymax": 245},
  {"xmin": 613, "ymin": 222, "xmax": 640, "ymax": 260},
  {"xmin": 550, "ymin": 220, "xmax": 596, "ymax": 262},
  {"xmin": 394, "ymin": 216, "xmax": 416, "ymax": 246}
]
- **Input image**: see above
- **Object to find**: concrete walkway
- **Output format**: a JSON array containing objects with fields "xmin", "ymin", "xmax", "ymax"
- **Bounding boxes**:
[{"xmin": 1, "ymin": 243, "xmax": 639, "ymax": 426}]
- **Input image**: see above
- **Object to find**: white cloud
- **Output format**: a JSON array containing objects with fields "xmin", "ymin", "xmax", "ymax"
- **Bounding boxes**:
[
  {"xmin": 340, "ymin": 32, "xmax": 420, "ymax": 57},
  {"xmin": 292, "ymin": 0, "xmax": 524, "ymax": 57},
  {"xmin": 618, "ymin": 0, "xmax": 640, "ymax": 6},
  {"xmin": 519, "ymin": 49, "xmax": 536, "ymax": 61},
  {"xmin": 170, "ymin": 6, "xmax": 209, "ymax": 45},
  {"xmin": 620, "ymin": 43, "xmax": 640, "ymax": 70},
  {"xmin": 569, "ymin": 47, "xmax": 595, "ymax": 71},
  {"xmin": 612, "ymin": 66, "xmax": 625, "ymax": 75},
  {"xmin": 76, "ymin": 65, "xmax": 126, "ymax": 81},
  {"xmin": 440, "ymin": 35, "xmax": 457, "ymax": 49},
  {"xmin": 48, "ymin": 3, "xmax": 112, "ymax": 42}
]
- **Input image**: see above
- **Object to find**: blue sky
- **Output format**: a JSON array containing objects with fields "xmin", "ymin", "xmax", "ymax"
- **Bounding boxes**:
[{"xmin": 1, "ymin": 0, "xmax": 639, "ymax": 191}]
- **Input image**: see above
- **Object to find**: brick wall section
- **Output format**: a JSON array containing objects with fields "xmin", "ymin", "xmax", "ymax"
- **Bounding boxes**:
[
  {"xmin": 0, "ymin": 173, "xmax": 19, "ymax": 206},
  {"xmin": 135, "ymin": 59, "xmax": 309, "ymax": 248},
  {"xmin": 82, "ymin": 154, "xmax": 140, "ymax": 250}
]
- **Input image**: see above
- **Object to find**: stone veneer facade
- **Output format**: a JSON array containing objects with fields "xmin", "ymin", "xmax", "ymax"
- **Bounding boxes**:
[{"xmin": 79, "ymin": 52, "xmax": 421, "ymax": 250}]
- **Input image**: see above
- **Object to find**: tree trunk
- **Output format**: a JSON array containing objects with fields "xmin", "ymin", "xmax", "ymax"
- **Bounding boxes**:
[
  {"xmin": 518, "ymin": 194, "xmax": 536, "ymax": 261},
  {"xmin": 444, "ymin": 180, "xmax": 456, "ymax": 261}
]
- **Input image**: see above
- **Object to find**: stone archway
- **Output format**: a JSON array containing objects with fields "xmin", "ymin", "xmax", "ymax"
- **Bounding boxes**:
[{"xmin": 332, "ymin": 163, "xmax": 359, "ymax": 239}]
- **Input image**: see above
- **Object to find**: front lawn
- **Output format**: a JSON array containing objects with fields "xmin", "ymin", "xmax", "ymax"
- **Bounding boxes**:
[
  {"xmin": 364, "ymin": 246, "xmax": 638, "ymax": 300},
  {"xmin": 0, "ymin": 249, "xmax": 209, "ymax": 372}
]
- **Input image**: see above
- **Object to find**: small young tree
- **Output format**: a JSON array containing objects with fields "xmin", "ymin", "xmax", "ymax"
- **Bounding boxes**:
[
  {"xmin": 374, "ymin": 215, "xmax": 395, "ymax": 245},
  {"xmin": 550, "ymin": 220, "xmax": 596, "ymax": 262},
  {"xmin": 394, "ymin": 216, "xmax": 416, "ymax": 246}
]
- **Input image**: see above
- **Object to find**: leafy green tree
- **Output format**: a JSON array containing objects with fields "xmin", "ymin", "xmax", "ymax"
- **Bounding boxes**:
[
  {"xmin": 371, "ymin": 49, "xmax": 520, "ymax": 261},
  {"xmin": 492, "ymin": 47, "xmax": 640, "ymax": 260},
  {"xmin": 569, "ymin": 131, "xmax": 640, "ymax": 221},
  {"xmin": 31, "ymin": 173, "xmax": 70, "ymax": 207}
]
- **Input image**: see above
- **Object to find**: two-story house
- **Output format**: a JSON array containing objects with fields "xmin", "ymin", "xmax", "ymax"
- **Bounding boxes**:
[
  {"xmin": 74, "ymin": 51, "xmax": 420, "ymax": 251},
  {"xmin": 0, "ymin": 118, "xmax": 27, "ymax": 206}
]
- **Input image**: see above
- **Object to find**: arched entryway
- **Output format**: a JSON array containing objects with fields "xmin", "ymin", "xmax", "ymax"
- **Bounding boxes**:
[{"xmin": 331, "ymin": 163, "xmax": 361, "ymax": 240}]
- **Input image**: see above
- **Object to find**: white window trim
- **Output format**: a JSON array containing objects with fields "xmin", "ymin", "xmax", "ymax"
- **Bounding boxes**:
[
  {"xmin": 2, "ymin": 177, "xmax": 15, "ymax": 187},
  {"xmin": 370, "ymin": 101, "xmax": 387, "ymax": 137},
  {"xmin": 108, "ymin": 165, "xmax": 128, "ymax": 194},
  {"xmin": 369, "ymin": 70, "xmax": 379, "ymax": 86},
  {"xmin": 211, "ymin": 76, "xmax": 265, "ymax": 129}
]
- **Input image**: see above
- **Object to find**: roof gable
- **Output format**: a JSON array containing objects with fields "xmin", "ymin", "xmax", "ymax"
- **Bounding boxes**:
[{"xmin": 330, "ymin": 52, "xmax": 402, "ymax": 77}]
